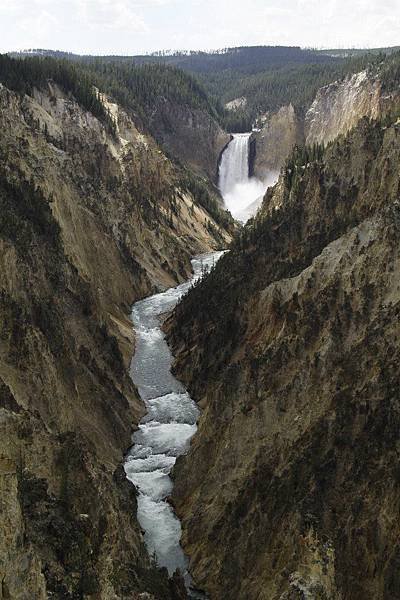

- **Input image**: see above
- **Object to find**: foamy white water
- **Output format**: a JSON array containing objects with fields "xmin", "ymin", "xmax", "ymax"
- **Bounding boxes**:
[
  {"xmin": 219, "ymin": 132, "xmax": 278, "ymax": 222},
  {"xmin": 125, "ymin": 252, "xmax": 224, "ymax": 594},
  {"xmin": 219, "ymin": 133, "xmax": 250, "ymax": 194}
]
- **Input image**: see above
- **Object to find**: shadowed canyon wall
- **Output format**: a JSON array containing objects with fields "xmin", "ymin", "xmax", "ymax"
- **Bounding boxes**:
[
  {"xmin": 0, "ymin": 80, "xmax": 232, "ymax": 599},
  {"xmin": 147, "ymin": 98, "xmax": 230, "ymax": 183},
  {"xmin": 167, "ymin": 116, "xmax": 400, "ymax": 600}
]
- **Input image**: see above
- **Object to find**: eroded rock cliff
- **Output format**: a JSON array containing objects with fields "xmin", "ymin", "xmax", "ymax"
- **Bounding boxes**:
[
  {"xmin": 251, "ymin": 104, "xmax": 303, "ymax": 179},
  {"xmin": 305, "ymin": 69, "xmax": 400, "ymax": 145},
  {"xmin": 0, "ymin": 80, "xmax": 232, "ymax": 599},
  {"xmin": 252, "ymin": 67, "xmax": 400, "ymax": 179},
  {"xmin": 147, "ymin": 98, "xmax": 230, "ymax": 183},
  {"xmin": 167, "ymin": 116, "xmax": 400, "ymax": 599}
]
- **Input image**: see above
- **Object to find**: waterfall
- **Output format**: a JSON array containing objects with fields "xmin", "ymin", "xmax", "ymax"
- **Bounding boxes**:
[
  {"xmin": 219, "ymin": 133, "xmax": 277, "ymax": 222},
  {"xmin": 219, "ymin": 133, "xmax": 251, "ymax": 196}
]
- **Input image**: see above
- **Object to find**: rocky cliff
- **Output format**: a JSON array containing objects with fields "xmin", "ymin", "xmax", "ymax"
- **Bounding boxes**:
[
  {"xmin": 0, "ymin": 79, "xmax": 232, "ymax": 599},
  {"xmin": 305, "ymin": 69, "xmax": 400, "ymax": 145},
  {"xmin": 252, "ymin": 67, "xmax": 400, "ymax": 178},
  {"xmin": 167, "ymin": 115, "xmax": 400, "ymax": 599},
  {"xmin": 148, "ymin": 98, "xmax": 230, "ymax": 183},
  {"xmin": 251, "ymin": 104, "xmax": 303, "ymax": 179}
]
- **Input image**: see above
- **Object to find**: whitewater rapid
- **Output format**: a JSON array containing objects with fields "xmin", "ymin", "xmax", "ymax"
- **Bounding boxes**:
[
  {"xmin": 125, "ymin": 252, "xmax": 223, "ymax": 592},
  {"xmin": 219, "ymin": 132, "xmax": 277, "ymax": 222}
]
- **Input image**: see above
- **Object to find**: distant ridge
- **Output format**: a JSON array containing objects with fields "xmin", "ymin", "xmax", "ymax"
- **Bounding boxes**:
[{"xmin": 8, "ymin": 45, "xmax": 400, "ymax": 132}]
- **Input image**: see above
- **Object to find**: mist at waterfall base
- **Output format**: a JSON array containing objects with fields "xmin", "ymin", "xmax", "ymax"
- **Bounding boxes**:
[
  {"xmin": 222, "ymin": 174, "xmax": 278, "ymax": 222},
  {"xmin": 219, "ymin": 133, "xmax": 279, "ymax": 222}
]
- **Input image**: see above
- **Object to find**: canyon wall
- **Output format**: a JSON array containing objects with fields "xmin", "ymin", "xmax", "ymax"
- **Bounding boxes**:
[
  {"xmin": 0, "ymin": 82, "xmax": 232, "ymax": 598},
  {"xmin": 305, "ymin": 69, "xmax": 400, "ymax": 145},
  {"xmin": 167, "ymin": 116, "xmax": 400, "ymax": 599},
  {"xmin": 147, "ymin": 99, "xmax": 230, "ymax": 183},
  {"xmin": 252, "ymin": 69, "xmax": 400, "ymax": 179},
  {"xmin": 251, "ymin": 104, "xmax": 303, "ymax": 179}
]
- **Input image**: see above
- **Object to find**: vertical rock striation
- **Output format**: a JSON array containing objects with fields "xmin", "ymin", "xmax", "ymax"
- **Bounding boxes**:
[
  {"xmin": 0, "ymin": 81, "xmax": 232, "ymax": 598},
  {"xmin": 147, "ymin": 99, "xmax": 230, "ymax": 183},
  {"xmin": 252, "ymin": 68, "xmax": 400, "ymax": 180},
  {"xmin": 305, "ymin": 70, "xmax": 400, "ymax": 145},
  {"xmin": 252, "ymin": 104, "xmax": 303, "ymax": 178},
  {"xmin": 167, "ymin": 116, "xmax": 400, "ymax": 599}
]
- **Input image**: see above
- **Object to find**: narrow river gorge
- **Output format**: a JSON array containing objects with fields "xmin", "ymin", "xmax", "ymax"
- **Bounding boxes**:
[
  {"xmin": 124, "ymin": 252, "xmax": 224, "ymax": 596},
  {"xmin": 124, "ymin": 130, "xmax": 274, "ymax": 595},
  {"xmin": 124, "ymin": 131, "xmax": 260, "ymax": 594}
]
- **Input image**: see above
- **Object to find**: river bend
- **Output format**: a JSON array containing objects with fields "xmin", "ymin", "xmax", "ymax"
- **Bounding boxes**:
[{"xmin": 124, "ymin": 251, "xmax": 223, "ymax": 591}]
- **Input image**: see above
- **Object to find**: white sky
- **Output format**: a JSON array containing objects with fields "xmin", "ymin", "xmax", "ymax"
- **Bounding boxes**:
[{"xmin": 0, "ymin": 0, "xmax": 399, "ymax": 55}]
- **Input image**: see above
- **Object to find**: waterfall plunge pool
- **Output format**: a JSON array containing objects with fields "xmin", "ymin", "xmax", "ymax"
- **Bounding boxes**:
[{"xmin": 219, "ymin": 132, "xmax": 278, "ymax": 222}]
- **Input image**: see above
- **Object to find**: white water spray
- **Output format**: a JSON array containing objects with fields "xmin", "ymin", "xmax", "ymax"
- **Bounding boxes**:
[
  {"xmin": 219, "ymin": 133, "xmax": 278, "ymax": 222},
  {"xmin": 125, "ymin": 252, "xmax": 224, "ymax": 597}
]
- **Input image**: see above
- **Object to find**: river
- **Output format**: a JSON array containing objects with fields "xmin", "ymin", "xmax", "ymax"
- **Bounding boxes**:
[{"xmin": 124, "ymin": 251, "xmax": 224, "ymax": 595}]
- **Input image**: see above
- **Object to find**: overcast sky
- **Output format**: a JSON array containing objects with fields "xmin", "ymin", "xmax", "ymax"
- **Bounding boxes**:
[{"xmin": 0, "ymin": 0, "xmax": 399, "ymax": 55}]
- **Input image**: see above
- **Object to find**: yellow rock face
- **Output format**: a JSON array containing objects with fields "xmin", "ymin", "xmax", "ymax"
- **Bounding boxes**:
[
  {"xmin": 0, "ymin": 82, "xmax": 231, "ymax": 598},
  {"xmin": 167, "ymin": 116, "xmax": 400, "ymax": 600}
]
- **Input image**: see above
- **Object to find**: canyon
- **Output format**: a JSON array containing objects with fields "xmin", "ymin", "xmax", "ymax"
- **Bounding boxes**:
[{"xmin": 1, "ymin": 49, "xmax": 400, "ymax": 600}]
